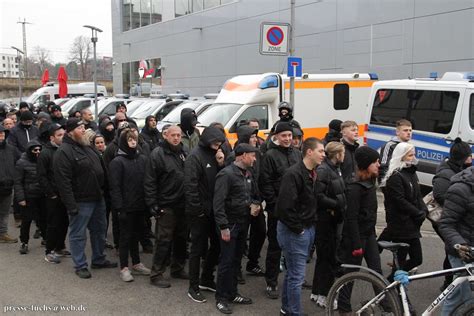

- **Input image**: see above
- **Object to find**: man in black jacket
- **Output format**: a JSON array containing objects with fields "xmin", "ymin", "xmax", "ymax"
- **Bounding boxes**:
[
  {"xmin": 54, "ymin": 118, "xmax": 117, "ymax": 279},
  {"xmin": 37, "ymin": 123, "xmax": 69, "ymax": 263},
  {"xmin": 50, "ymin": 105, "xmax": 67, "ymax": 127},
  {"xmin": 141, "ymin": 115, "xmax": 162, "ymax": 151},
  {"xmin": 81, "ymin": 108, "xmax": 98, "ymax": 131},
  {"xmin": 8, "ymin": 110, "xmax": 39, "ymax": 153},
  {"xmin": 0, "ymin": 126, "xmax": 19, "ymax": 243},
  {"xmin": 185, "ymin": 126, "xmax": 226, "ymax": 303},
  {"xmin": 276, "ymin": 137, "xmax": 325, "ymax": 316},
  {"xmin": 340, "ymin": 120, "xmax": 360, "ymax": 184},
  {"xmin": 213, "ymin": 143, "xmax": 261, "ymax": 314},
  {"xmin": 259, "ymin": 121, "xmax": 302, "ymax": 299},
  {"xmin": 145, "ymin": 125, "xmax": 188, "ymax": 288}
]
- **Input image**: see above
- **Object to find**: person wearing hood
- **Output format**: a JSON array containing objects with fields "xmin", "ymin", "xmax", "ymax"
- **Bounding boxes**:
[
  {"xmin": 36, "ymin": 111, "xmax": 52, "ymax": 128},
  {"xmin": 292, "ymin": 126, "xmax": 304, "ymax": 150},
  {"xmin": 184, "ymin": 126, "xmax": 226, "ymax": 303},
  {"xmin": 37, "ymin": 123, "xmax": 70, "ymax": 264},
  {"xmin": 141, "ymin": 115, "xmax": 162, "ymax": 151},
  {"xmin": 8, "ymin": 110, "xmax": 39, "ymax": 153},
  {"xmin": 247, "ymin": 119, "xmax": 265, "ymax": 146},
  {"xmin": 340, "ymin": 120, "xmax": 360, "ymax": 184},
  {"xmin": 145, "ymin": 125, "xmax": 188, "ymax": 288},
  {"xmin": 50, "ymin": 105, "xmax": 67, "ymax": 127},
  {"xmin": 109, "ymin": 129, "xmax": 151, "ymax": 282},
  {"xmin": 323, "ymin": 119, "xmax": 343, "ymax": 145},
  {"xmin": 438, "ymin": 166, "xmax": 474, "ymax": 314},
  {"xmin": 15, "ymin": 140, "xmax": 45, "ymax": 254},
  {"xmin": 0, "ymin": 126, "xmax": 20, "ymax": 243},
  {"xmin": 99, "ymin": 119, "xmax": 115, "ymax": 145},
  {"xmin": 381, "ymin": 142, "xmax": 427, "ymax": 279},
  {"xmin": 259, "ymin": 122, "xmax": 302, "ymax": 299},
  {"xmin": 209, "ymin": 122, "xmax": 232, "ymax": 158},
  {"xmin": 180, "ymin": 108, "xmax": 200, "ymax": 152}
]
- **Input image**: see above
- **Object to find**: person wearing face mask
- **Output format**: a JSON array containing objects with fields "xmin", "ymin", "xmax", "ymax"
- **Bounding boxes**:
[
  {"xmin": 180, "ymin": 108, "xmax": 200, "ymax": 152},
  {"xmin": 14, "ymin": 140, "xmax": 44, "ymax": 254},
  {"xmin": 311, "ymin": 141, "xmax": 347, "ymax": 308},
  {"xmin": 8, "ymin": 110, "xmax": 39, "ymax": 153},
  {"xmin": 381, "ymin": 143, "xmax": 427, "ymax": 280},
  {"xmin": 109, "ymin": 129, "xmax": 151, "ymax": 282},
  {"xmin": 99, "ymin": 119, "xmax": 115, "ymax": 145}
]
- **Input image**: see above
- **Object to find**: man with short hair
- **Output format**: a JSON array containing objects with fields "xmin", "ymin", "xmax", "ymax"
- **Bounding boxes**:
[
  {"xmin": 113, "ymin": 103, "xmax": 137, "ymax": 127},
  {"xmin": 2, "ymin": 118, "xmax": 14, "ymax": 130},
  {"xmin": 6, "ymin": 111, "xmax": 17, "ymax": 125},
  {"xmin": 8, "ymin": 111, "xmax": 39, "ymax": 153},
  {"xmin": 248, "ymin": 118, "xmax": 265, "ymax": 146},
  {"xmin": 81, "ymin": 108, "xmax": 98, "ymax": 131},
  {"xmin": 50, "ymin": 105, "xmax": 67, "ymax": 127},
  {"xmin": 277, "ymin": 137, "xmax": 325, "ymax": 316},
  {"xmin": 54, "ymin": 118, "xmax": 117, "ymax": 278},
  {"xmin": 340, "ymin": 120, "xmax": 360, "ymax": 184}
]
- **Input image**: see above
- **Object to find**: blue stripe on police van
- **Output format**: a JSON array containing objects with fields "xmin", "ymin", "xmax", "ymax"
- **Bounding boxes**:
[{"xmin": 368, "ymin": 125, "xmax": 452, "ymax": 148}]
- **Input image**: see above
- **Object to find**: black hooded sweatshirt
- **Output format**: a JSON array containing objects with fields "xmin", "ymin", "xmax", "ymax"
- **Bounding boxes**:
[
  {"xmin": 99, "ymin": 119, "xmax": 115, "ymax": 145},
  {"xmin": 180, "ymin": 108, "xmax": 200, "ymax": 152},
  {"xmin": 140, "ymin": 115, "xmax": 162, "ymax": 151},
  {"xmin": 184, "ymin": 127, "xmax": 226, "ymax": 218},
  {"xmin": 0, "ymin": 126, "xmax": 20, "ymax": 195},
  {"xmin": 14, "ymin": 140, "xmax": 43, "ymax": 201}
]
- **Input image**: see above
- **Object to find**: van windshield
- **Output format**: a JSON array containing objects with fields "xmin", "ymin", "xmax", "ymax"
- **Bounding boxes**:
[
  {"xmin": 198, "ymin": 103, "xmax": 242, "ymax": 127},
  {"xmin": 26, "ymin": 92, "xmax": 41, "ymax": 103}
]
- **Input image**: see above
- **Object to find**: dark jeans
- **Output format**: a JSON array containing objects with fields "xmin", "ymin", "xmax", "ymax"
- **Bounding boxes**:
[
  {"xmin": 247, "ymin": 211, "xmax": 266, "ymax": 269},
  {"xmin": 45, "ymin": 197, "xmax": 68, "ymax": 255},
  {"xmin": 216, "ymin": 222, "xmax": 248, "ymax": 302},
  {"xmin": 20, "ymin": 197, "xmax": 45, "ymax": 244},
  {"xmin": 265, "ymin": 210, "xmax": 281, "ymax": 287},
  {"xmin": 105, "ymin": 196, "xmax": 120, "ymax": 248},
  {"xmin": 391, "ymin": 237, "xmax": 423, "ymax": 272},
  {"xmin": 150, "ymin": 208, "xmax": 187, "ymax": 280},
  {"xmin": 338, "ymin": 233, "xmax": 383, "ymax": 313},
  {"xmin": 312, "ymin": 220, "xmax": 338, "ymax": 296},
  {"xmin": 140, "ymin": 217, "xmax": 153, "ymax": 250},
  {"xmin": 188, "ymin": 215, "xmax": 220, "ymax": 290},
  {"xmin": 119, "ymin": 212, "xmax": 145, "ymax": 269},
  {"xmin": 0, "ymin": 193, "xmax": 12, "ymax": 235}
]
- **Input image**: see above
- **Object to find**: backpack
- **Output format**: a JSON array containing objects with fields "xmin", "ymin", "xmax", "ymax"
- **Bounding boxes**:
[{"xmin": 423, "ymin": 191, "xmax": 443, "ymax": 223}]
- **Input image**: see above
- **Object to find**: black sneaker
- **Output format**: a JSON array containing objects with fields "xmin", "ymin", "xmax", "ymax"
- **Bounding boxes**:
[
  {"xmin": 216, "ymin": 300, "xmax": 233, "ymax": 314},
  {"xmin": 246, "ymin": 265, "xmax": 265, "ymax": 276},
  {"xmin": 75, "ymin": 268, "xmax": 91, "ymax": 279},
  {"xmin": 150, "ymin": 275, "xmax": 171, "ymax": 288},
  {"xmin": 19, "ymin": 243, "xmax": 28, "ymax": 255},
  {"xmin": 33, "ymin": 229, "xmax": 41, "ymax": 239},
  {"xmin": 55, "ymin": 249, "xmax": 71, "ymax": 257},
  {"xmin": 199, "ymin": 280, "xmax": 217, "ymax": 292},
  {"xmin": 188, "ymin": 288, "xmax": 207, "ymax": 303},
  {"xmin": 266, "ymin": 285, "xmax": 279, "ymax": 299},
  {"xmin": 237, "ymin": 270, "xmax": 246, "ymax": 285},
  {"xmin": 232, "ymin": 294, "xmax": 252, "ymax": 305},
  {"xmin": 302, "ymin": 280, "xmax": 312, "ymax": 289},
  {"xmin": 171, "ymin": 270, "xmax": 189, "ymax": 280},
  {"xmin": 91, "ymin": 260, "xmax": 118, "ymax": 269}
]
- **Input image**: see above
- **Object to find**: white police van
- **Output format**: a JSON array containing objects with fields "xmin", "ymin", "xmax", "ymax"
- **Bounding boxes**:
[{"xmin": 365, "ymin": 72, "xmax": 474, "ymax": 186}]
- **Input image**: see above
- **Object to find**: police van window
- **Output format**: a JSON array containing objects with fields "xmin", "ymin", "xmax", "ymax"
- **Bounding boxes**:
[
  {"xmin": 370, "ymin": 89, "xmax": 409, "ymax": 126},
  {"xmin": 333, "ymin": 84, "xmax": 349, "ymax": 110},
  {"xmin": 230, "ymin": 105, "xmax": 268, "ymax": 133},
  {"xmin": 470, "ymin": 94, "xmax": 474, "ymax": 129}
]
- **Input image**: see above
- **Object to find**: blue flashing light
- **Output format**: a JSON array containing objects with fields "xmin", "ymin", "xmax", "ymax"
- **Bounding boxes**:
[
  {"xmin": 259, "ymin": 75, "xmax": 278, "ymax": 89},
  {"xmin": 464, "ymin": 72, "xmax": 474, "ymax": 80},
  {"xmin": 369, "ymin": 73, "xmax": 378, "ymax": 80},
  {"xmin": 429, "ymin": 72, "xmax": 438, "ymax": 79}
]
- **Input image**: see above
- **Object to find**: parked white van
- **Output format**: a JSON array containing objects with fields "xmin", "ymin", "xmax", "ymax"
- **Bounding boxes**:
[
  {"xmin": 26, "ymin": 82, "xmax": 108, "ymax": 106},
  {"xmin": 364, "ymin": 72, "xmax": 474, "ymax": 186},
  {"xmin": 198, "ymin": 72, "xmax": 377, "ymax": 144}
]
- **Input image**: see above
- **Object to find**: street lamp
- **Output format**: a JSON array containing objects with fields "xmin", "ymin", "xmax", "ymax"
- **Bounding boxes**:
[
  {"xmin": 123, "ymin": 43, "xmax": 132, "ymax": 95},
  {"xmin": 11, "ymin": 46, "xmax": 24, "ymax": 102},
  {"xmin": 83, "ymin": 25, "xmax": 103, "ymax": 121}
]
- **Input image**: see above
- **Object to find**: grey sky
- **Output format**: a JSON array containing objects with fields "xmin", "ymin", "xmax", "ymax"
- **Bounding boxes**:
[{"xmin": 0, "ymin": 0, "xmax": 113, "ymax": 63}]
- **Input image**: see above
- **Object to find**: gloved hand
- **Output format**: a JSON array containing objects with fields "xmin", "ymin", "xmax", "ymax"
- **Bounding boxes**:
[
  {"xmin": 352, "ymin": 248, "xmax": 364, "ymax": 257},
  {"xmin": 394, "ymin": 270, "xmax": 410, "ymax": 286},
  {"xmin": 149, "ymin": 205, "xmax": 162, "ymax": 219},
  {"xmin": 68, "ymin": 209, "xmax": 78, "ymax": 216},
  {"xmin": 455, "ymin": 244, "xmax": 473, "ymax": 262}
]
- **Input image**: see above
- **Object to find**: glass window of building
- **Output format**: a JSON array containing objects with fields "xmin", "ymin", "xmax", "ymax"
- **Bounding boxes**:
[
  {"xmin": 141, "ymin": 0, "xmax": 151, "ymax": 26},
  {"xmin": 203, "ymin": 0, "xmax": 219, "ymax": 9},
  {"xmin": 122, "ymin": 0, "xmax": 131, "ymax": 31},
  {"xmin": 131, "ymin": 0, "xmax": 141, "ymax": 29},
  {"xmin": 151, "ymin": 0, "xmax": 162, "ymax": 23},
  {"xmin": 192, "ymin": 0, "xmax": 203, "ymax": 12},
  {"xmin": 175, "ymin": 0, "xmax": 189, "ymax": 17}
]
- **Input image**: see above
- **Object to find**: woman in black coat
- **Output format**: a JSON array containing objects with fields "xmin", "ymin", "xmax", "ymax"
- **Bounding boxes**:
[{"xmin": 381, "ymin": 142, "xmax": 427, "ymax": 275}]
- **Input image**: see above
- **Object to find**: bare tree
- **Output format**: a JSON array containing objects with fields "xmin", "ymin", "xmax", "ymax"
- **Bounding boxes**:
[
  {"xmin": 69, "ymin": 35, "xmax": 91, "ymax": 80},
  {"xmin": 32, "ymin": 46, "xmax": 52, "ymax": 73}
]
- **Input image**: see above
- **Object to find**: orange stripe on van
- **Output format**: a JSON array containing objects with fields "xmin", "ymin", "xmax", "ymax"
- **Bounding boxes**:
[
  {"xmin": 223, "ymin": 81, "xmax": 259, "ymax": 91},
  {"xmin": 284, "ymin": 80, "xmax": 375, "ymax": 89}
]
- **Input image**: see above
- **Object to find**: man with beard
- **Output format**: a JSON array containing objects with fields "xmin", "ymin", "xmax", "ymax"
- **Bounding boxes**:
[
  {"xmin": 54, "ymin": 118, "xmax": 117, "ymax": 279},
  {"xmin": 99, "ymin": 119, "xmax": 115, "ymax": 145},
  {"xmin": 145, "ymin": 125, "xmax": 188, "ymax": 288},
  {"xmin": 8, "ymin": 110, "xmax": 39, "ymax": 153},
  {"xmin": 50, "ymin": 105, "xmax": 67, "ymax": 127},
  {"xmin": 141, "ymin": 115, "xmax": 162, "ymax": 151},
  {"xmin": 180, "ymin": 108, "xmax": 200, "ymax": 152}
]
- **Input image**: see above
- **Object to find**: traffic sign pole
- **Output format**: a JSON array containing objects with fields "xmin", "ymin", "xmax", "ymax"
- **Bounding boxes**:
[{"xmin": 289, "ymin": 0, "xmax": 295, "ymax": 113}]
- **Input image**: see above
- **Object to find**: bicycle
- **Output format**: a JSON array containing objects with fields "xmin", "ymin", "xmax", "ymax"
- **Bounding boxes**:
[{"xmin": 325, "ymin": 241, "xmax": 474, "ymax": 315}]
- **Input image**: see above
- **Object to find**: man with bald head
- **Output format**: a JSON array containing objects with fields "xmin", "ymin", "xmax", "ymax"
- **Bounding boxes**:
[
  {"xmin": 80, "ymin": 109, "xmax": 98, "ymax": 131},
  {"xmin": 144, "ymin": 125, "xmax": 188, "ymax": 288}
]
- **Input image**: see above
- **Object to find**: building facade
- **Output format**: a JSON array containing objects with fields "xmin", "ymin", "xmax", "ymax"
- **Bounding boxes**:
[
  {"xmin": 0, "ymin": 53, "xmax": 20, "ymax": 78},
  {"xmin": 111, "ymin": 0, "xmax": 474, "ymax": 96}
]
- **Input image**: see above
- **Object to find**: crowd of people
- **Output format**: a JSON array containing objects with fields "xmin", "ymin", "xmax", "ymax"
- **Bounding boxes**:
[{"xmin": 0, "ymin": 100, "xmax": 473, "ymax": 315}]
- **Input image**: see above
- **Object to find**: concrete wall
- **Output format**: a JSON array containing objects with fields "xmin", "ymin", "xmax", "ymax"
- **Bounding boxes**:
[{"xmin": 112, "ymin": 0, "xmax": 474, "ymax": 95}]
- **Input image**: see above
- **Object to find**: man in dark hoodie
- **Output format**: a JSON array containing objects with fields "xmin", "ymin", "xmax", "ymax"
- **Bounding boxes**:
[
  {"xmin": 180, "ymin": 108, "xmax": 200, "ymax": 152},
  {"xmin": 8, "ymin": 110, "xmax": 39, "ymax": 153},
  {"xmin": 185, "ymin": 126, "xmax": 226, "ymax": 303},
  {"xmin": 323, "ymin": 119, "xmax": 343, "ymax": 145},
  {"xmin": 141, "ymin": 115, "xmax": 162, "ymax": 151},
  {"xmin": 0, "ymin": 126, "xmax": 20, "ymax": 243},
  {"xmin": 98, "ymin": 119, "xmax": 115, "ymax": 145},
  {"xmin": 340, "ymin": 120, "xmax": 360, "ymax": 184},
  {"xmin": 50, "ymin": 105, "xmax": 67, "ymax": 127}
]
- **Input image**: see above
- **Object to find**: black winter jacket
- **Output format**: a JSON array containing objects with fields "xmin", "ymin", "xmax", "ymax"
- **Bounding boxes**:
[
  {"xmin": 432, "ymin": 159, "xmax": 464, "ymax": 206},
  {"xmin": 438, "ymin": 167, "xmax": 474, "ymax": 257},
  {"xmin": 214, "ymin": 163, "xmax": 260, "ymax": 229},
  {"xmin": 108, "ymin": 149, "xmax": 147, "ymax": 212},
  {"xmin": 226, "ymin": 125, "xmax": 261, "ymax": 182},
  {"xmin": 343, "ymin": 178, "xmax": 378, "ymax": 250},
  {"xmin": 53, "ymin": 135, "xmax": 106, "ymax": 213},
  {"xmin": 140, "ymin": 116, "xmax": 162, "ymax": 151},
  {"xmin": 144, "ymin": 141, "xmax": 186, "ymax": 210},
  {"xmin": 14, "ymin": 140, "xmax": 43, "ymax": 201},
  {"xmin": 382, "ymin": 166, "xmax": 427, "ymax": 239},
  {"xmin": 0, "ymin": 127, "xmax": 20, "ymax": 196},
  {"xmin": 340, "ymin": 139, "xmax": 359, "ymax": 184},
  {"xmin": 184, "ymin": 127, "xmax": 226, "ymax": 218},
  {"xmin": 259, "ymin": 141, "xmax": 301, "ymax": 209},
  {"xmin": 323, "ymin": 129, "xmax": 342, "ymax": 145},
  {"xmin": 276, "ymin": 160, "xmax": 317, "ymax": 234},
  {"xmin": 51, "ymin": 115, "xmax": 67, "ymax": 127},
  {"xmin": 8, "ymin": 123, "xmax": 39, "ymax": 153},
  {"xmin": 37, "ymin": 142, "xmax": 60, "ymax": 198},
  {"xmin": 315, "ymin": 158, "xmax": 346, "ymax": 223}
]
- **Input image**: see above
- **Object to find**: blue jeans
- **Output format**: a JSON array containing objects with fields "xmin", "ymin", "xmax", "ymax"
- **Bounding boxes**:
[
  {"xmin": 277, "ymin": 221, "xmax": 315, "ymax": 316},
  {"xmin": 69, "ymin": 199, "xmax": 107, "ymax": 270},
  {"xmin": 442, "ymin": 255, "xmax": 473, "ymax": 315}
]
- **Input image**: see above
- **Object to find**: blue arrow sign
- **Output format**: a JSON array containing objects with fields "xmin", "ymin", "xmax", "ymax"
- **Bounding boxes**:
[{"xmin": 287, "ymin": 57, "xmax": 302, "ymax": 78}]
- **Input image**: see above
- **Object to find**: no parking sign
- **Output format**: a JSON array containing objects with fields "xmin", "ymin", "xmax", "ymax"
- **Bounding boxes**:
[{"xmin": 260, "ymin": 22, "xmax": 290, "ymax": 56}]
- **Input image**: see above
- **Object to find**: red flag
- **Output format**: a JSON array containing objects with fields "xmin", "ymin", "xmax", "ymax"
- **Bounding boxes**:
[
  {"xmin": 41, "ymin": 69, "xmax": 49, "ymax": 86},
  {"xmin": 57, "ymin": 66, "xmax": 68, "ymax": 98}
]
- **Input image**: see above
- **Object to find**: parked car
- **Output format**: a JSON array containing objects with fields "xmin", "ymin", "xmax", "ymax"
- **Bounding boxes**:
[
  {"xmin": 156, "ymin": 99, "xmax": 214, "ymax": 132},
  {"xmin": 131, "ymin": 99, "xmax": 183, "ymax": 129}
]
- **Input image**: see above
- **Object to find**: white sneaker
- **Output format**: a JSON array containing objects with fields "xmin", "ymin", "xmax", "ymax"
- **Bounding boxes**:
[
  {"xmin": 132, "ymin": 263, "xmax": 151, "ymax": 275},
  {"xmin": 310, "ymin": 294, "xmax": 319, "ymax": 302},
  {"xmin": 316, "ymin": 295, "xmax": 327, "ymax": 308},
  {"xmin": 120, "ymin": 267, "xmax": 134, "ymax": 282}
]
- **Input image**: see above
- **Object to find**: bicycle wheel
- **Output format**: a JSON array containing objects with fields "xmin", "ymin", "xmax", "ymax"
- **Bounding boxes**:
[
  {"xmin": 326, "ymin": 271, "xmax": 402, "ymax": 316},
  {"xmin": 451, "ymin": 297, "xmax": 474, "ymax": 316}
]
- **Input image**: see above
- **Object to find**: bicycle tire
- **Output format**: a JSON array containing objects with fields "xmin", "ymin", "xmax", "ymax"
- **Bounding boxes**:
[
  {"xmin": 451, "ymin": 297, "xmax": 474, "ymax": 316},
  {"xmin": 326, "ymin": 271, "xmax": 402, "ymax": 316}
]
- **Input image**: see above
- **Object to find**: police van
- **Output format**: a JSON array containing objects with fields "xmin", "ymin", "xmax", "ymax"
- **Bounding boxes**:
[
  {"xmin": 365, "ymin": 72, "xmax": 474, "ymax": 186},
  {"xmin": 26, "ymin": 82, "xmax": 108, "ymax": 106},
  {"xmin": 198, "ymin": 72, "xmax": 378, "ymax": 144}
]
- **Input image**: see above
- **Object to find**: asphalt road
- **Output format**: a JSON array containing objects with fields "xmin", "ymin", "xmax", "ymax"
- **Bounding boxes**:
[{"xmin": 1, "ymin": 193, "xmax": 447, "ymax": 316}]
